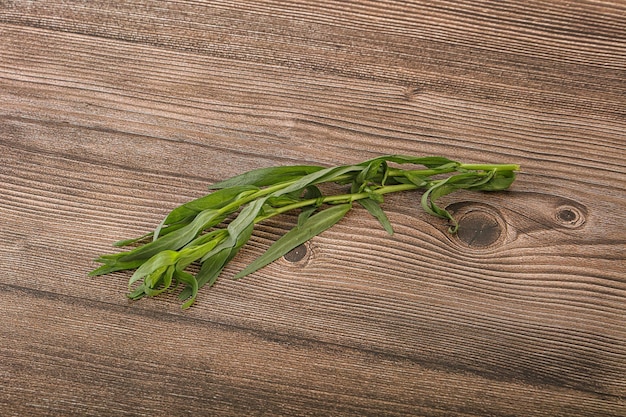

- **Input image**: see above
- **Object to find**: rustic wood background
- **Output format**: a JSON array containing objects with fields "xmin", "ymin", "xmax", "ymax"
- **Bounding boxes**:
[{"xmin": 1, "ymin": 1, "xmax": 625, "ymax": 416}]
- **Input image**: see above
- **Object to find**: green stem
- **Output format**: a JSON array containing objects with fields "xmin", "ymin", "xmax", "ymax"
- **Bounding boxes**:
[
  {"xmin": 217, "ymin": 162, "xmax": 516, "ymax": 218},
  {"xmin": 217, "ymin": 173, "xmax": 358, "ymax": 215},
  {"xmin": 216, "ymin": 163, "xmax": 520, "ymax": 219},
  {"xmin": 387, "ymin": 163, "xmax": 519, "ymax": 180},
  {"xmin": 386, "ymin": 167, "xmax": 457, "ymax": 178},
  {"xmin": 459, "ymin": 163, "xmax": 520, "ymax": 171},
  {"xmin": 218, "ymin": 180, "xmax": 295, "ymax": 214},
  {"xmin": 251, "ymin": 162, "xmax": 518, "ymax": 225},
  {"xmin": 254, "ymin": 183, "xmax": 419, "ymax": 223}
]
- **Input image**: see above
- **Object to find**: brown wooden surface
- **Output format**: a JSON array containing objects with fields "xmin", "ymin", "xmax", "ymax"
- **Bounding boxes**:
[{"xmin": 1, "ymin": 1, "xmax": 625, "ymax": 416}]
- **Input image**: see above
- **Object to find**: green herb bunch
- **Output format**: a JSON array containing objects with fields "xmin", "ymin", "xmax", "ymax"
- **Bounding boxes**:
[{"xmin": 90, "ymin": 155, "xmax": 519, "ymax": 308}]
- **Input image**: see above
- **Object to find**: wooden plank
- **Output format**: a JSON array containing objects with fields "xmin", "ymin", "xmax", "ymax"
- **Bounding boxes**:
[
  {"xmin": 1, "ymin": 284, "xmax": 623, "ymax": 417},
  {"xmin": 2, "ymin": 0, "xmax": 625, "ymax": 119},
  {"xmin": 0, "ymin": 0, "xmax": 625, "ymax": 416},
  {"xmin": 1, "ymin": 25, "xmax": 624, "ymax": 188}
]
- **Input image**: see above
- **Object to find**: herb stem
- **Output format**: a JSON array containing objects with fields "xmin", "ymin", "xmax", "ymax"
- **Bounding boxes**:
[
  {"xmin": 387, "ymin": 163, "xmax": 520, "ymax": 180},
  {"xmin": 252, "ymin": 163, "xmax": 518, "ymax": 225},
  {"xmin": 254, "ymin": 183, "xmax": 419, "ymax": 223},
  {"xmin": 218, "ymin": 173, "xmax": 359, "ymax": 215},
  {"xmin": 386, "ymin": 167, "xmax": 456, "ymax": 178},
  {"xmin": 92, "ymin": 154, "xmax": 520, "ymax": 309},
  {"xmin": 459, "ymin": 163, "xmax": 521, "ymax": 171},
  {"xmin": 218, "ymin": 179, "xmax": 297, "ymax": 214}
]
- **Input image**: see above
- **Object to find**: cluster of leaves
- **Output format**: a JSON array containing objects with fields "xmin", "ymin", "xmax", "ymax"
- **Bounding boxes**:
[{"xmin": 90, "ymin": 155, "xmax": 519, "ymax": 308}]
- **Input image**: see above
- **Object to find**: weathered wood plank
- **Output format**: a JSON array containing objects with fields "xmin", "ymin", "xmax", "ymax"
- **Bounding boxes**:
[
  {"xmin": 1, "ymin": 284, "xmax": 623, "ymax": 417},
  {"xmin": 0, "ymin": 0, "xmax": 625, "ymax": 416},
  {"xmin": 1, "ymin": 119, "xmax": 624, "ymax": 414},
  {"xmin": 1, "ymin": 25, "xmax": 624, "ymax": 189}
]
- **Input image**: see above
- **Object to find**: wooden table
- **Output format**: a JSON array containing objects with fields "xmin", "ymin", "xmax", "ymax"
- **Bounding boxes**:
[{"xmin": 1, "ymin": 1, "xmax": 625, "ymax": 416}]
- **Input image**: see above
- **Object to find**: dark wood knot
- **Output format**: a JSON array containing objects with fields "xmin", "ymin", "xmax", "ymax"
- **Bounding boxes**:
[
  {"xmin": 555, "ymin": 205, "xmax": 586, "ymax": 229},
  {"xmin": 457, "ymin": 211, "xmax": 502, "ymax": 247},
  {"xmin": 283, "ymin": 244, "xmax": 308, "ymax": 263},
  {"xmin": 448, "ymin": 202, "xmax": 507, "ymax": 249}
]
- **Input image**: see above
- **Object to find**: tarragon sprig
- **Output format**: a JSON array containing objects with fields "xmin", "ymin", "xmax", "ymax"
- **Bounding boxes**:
[{"xmin": 90, "ymin": 155, "xmax": 519, "ymax": 308}]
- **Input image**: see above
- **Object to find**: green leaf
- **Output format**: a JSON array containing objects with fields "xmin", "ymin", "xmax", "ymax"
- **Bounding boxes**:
[
  {"xmin": 178, "ymin": 197, "xmax": 268, "ymax": 300},
  {"xmin": 420, "ymin": 171, "xmax": 498, "ymax": 233},
  {"xmin": 151, "ymin": 219, "xmax": 197, "ymax": 242},
  {"xmin": 469, "ymin": 170, "xmax": 517, "ymax": 191},
  {"xmin": 266, "ymin": 193, "xmax": 301, "ymax": 208},
  {"xmin": 421, "ymin": 180, "xmax": 458, "ymax": 232},
  {"xmin": 128, "ymin": 285, "xmax": 147, "ymax": 300},
  {"xmin": 88, "ymin": 258, "xmax": 146, "ymax": 276},
  {"xmin": 143, "ymin": 265, "xmax": 175, "ymax": 297},
  {"xmin": 403, "ymin": 172, "xmax": 429, "ymax": 188},
  {"xmin": 354, "ymin": 159, "xmax": 386, "ymax": 192},
  {"xmin": 233, "ymin": 203, "xmax": 352, "ymax": 279},
  {"xmin": 174, "ymin": 269, "xmax": 199, "ymax": 309},
  {"xmin": 209, "ymin": 165, "xmax": 325, "ymax": 189},
  {"xmin": 201, "ymin": 197, "xmax": 266, "ymax": 263},
  {"xmin": 272, "ymin": 165, "xmax": 364, "ymax": 197},
  {"xmin": 181, "ymin": 228, "xmax": 228, "ymax": 250},
  {"xmin": 188, "ymin": 246, "xmax": 231, "ymax": 293},
  {"xmin": 177, "ymin": 231, "xmax": 227, "ymax": 270},
  {"xmin": 362, "ymin": 155, "xmax": 459, "ymax": 169},
  {"xmin": 358, "ymin": 198, "xmax": 393, "ymax": 235},
  {"xmin": 162, "ymin": 185, "xmax": 258, "ymax": 226},
  {"xmin": 128, "ymin": 250, "xmax": 180, "ymax": 289},
  {"xmin": 113, "ymin": 232, "xmax": 153, "ymax": 247},
  {"xmin": 298, "ymin": 185, "xmax": 322, "ymax": 226},
  {"xmin": 118, "ymin": 209, "xmax": 224, "ymax": 263}
]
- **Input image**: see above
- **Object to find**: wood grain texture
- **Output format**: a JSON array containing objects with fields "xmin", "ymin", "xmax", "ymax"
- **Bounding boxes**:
[{"xmin": 1, "ymin": 1, "xmax": 625, "ymax": 416}]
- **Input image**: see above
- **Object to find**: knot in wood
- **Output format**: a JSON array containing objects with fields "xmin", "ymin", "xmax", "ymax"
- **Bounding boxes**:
[
  {"xmin": 283, "ymin": 243, "xmax": 308, "ymax": 263},
  {"xmin": 555, "ymin": 205, "xmax": 586, "ymax": 229},
  {"xmin": 450, "ymin": 203, "xmax": 507, "ymax": 249}
]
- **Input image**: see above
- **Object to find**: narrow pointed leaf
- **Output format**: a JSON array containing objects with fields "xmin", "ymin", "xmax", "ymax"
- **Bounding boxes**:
[
  {"xmin": 420, "ymin": 171, "xmax": 499, "ymax": 230},
  {"xmin": 118, "ymin": 209, "xmax": 223, "ymax": 262},
  {"xmin": 177, "ymin": 234, "xmax": 225, "ymax": 270},
  {"xmin": 421, "ymin": 179, "xmax": 456, "ymax": 218},
  {"xmin": 470, "ymin": 170, "xmax": 516, "ymax": 191},
  {"xmin": 162, "ymin": 185, "xmax": 258, "ymax": 226},
  {"xmin": 128, "ymin": 250, "xmax": 179, "ymax": 289},
  {"xmin": 358, "ymin": 198, "xmax": 393, "ymax": 235},
  {"xmin": 209, "ymin": 165, "xmax": 325, "ymax": 189},
  {"xmin": 128, "ymin": 285, "xmax": 147, "ymax": 300},
  {"xmin": 143, "ymin": 265, "xmax": 175, "ymax": 297},
  {"xmin": 234, "ymin": 203, "xmax": 352, "ymax": 279},
  {"xmin": 174, "ymin": 269, "xmax": 199, "ymax": 309},
  {"xmin": 179, "ymin": 197, "xmax": 268, "ymax": 299},
  {"xmin": 272, "ymin": 165, "xmax": 363, "ymax": 197},
  {"xmin": 404, "ymin": 172, "xmax": 429, "ymax": 188},
  {"xmin": 88, "ymin": 258, "xmax": 146, "ymax": 276},
  {"xmin": 113, "ymin": 232, "xmax": 153, "ymax": 247},
  {"xmin": 361, "ymin": 155, "xmax": 459, "ymax": 169},
  {"xmin": 188, "ymin": 246, "xmax": 231, "ymax": 294},
  {"xmin": 198, "ymin": 197, "xmax": 266, "ymax": 264},
  {"xmin": 298, "ymin": 185, "xmax": 322, "ymax": 227},
  {"xmin": 182, "ymin": 229, "xmax": 228, "ymax": 250},
  {"xmin": 355, "ymin": 159, "xmax": 385, "ymax": 191}
]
